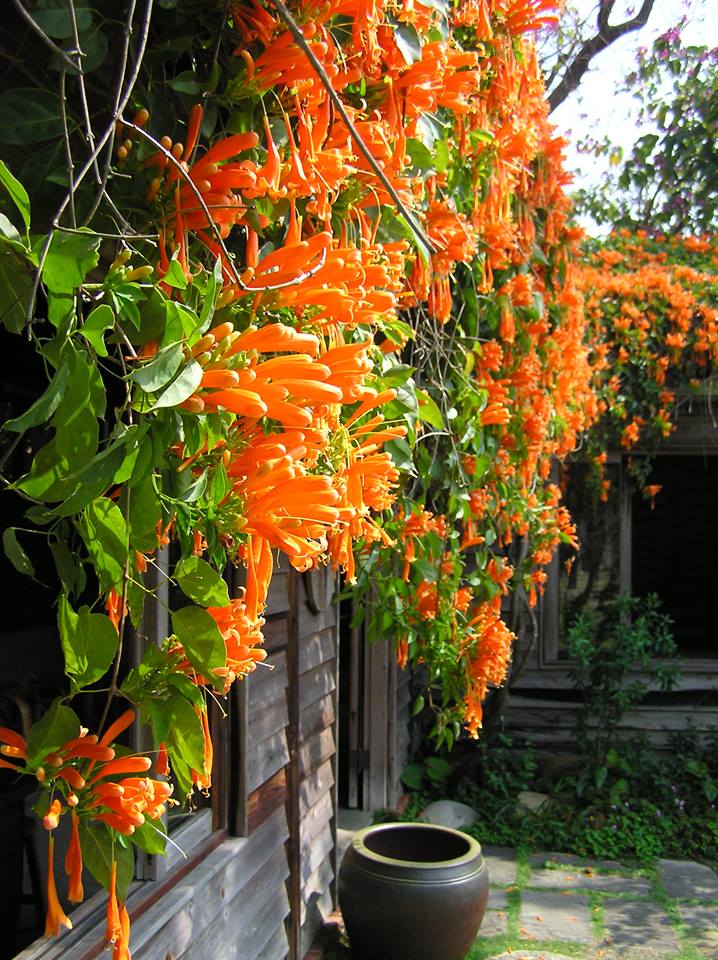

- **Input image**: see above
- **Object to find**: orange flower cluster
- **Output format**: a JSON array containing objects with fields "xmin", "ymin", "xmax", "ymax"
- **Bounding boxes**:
[
  {"xmin": 0, "ymin": 710, "xmax": 171, "ymax": 949},
  {"xmin": 577, "ymin": 231, "xmax": 718, "ymax": 465},
  {"xmin": 460, "ymin": 597, "xmax": 516, "ymax": 737}
]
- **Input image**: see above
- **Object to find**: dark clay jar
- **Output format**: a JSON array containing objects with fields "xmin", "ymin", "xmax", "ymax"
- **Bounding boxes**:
[{"xmin": 338, "ymin": 822, "xmax": 489, "ymax": 960}]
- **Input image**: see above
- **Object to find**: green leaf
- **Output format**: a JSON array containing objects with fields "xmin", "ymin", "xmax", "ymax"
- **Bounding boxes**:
[
  {"xmin": 152, "ymin": 361, "xmax": 203, "ymax": 409},
  {"xmin": 42, "ymin": 229, "xmax": 101, "ymax": 294},
  {"xmin": 0, "ymin": 240, "xmax": 33, "ymax": 333},
  {"xmin": 405, "ymin": 139, "xmax": 434, "ymax": 172},
  {"xmin": 127, "ymin": 475, "xmax": 162, "ymax": 551},
  {"xmin": 50, "ymin": 538, "xmax": 83, "ymax": 596},
  {"xmin": 152, "ymin": 696, "xmax": 205, "ymax": 795},
  {"xmin": 81, "ymin": 498, "xmax": 128, "ymax": 592},
  {"xmin": 79, "ymin": 822, "xmax": 135, "ymax": 898},
  {"xmin": 411, "ymin": 694, "xmax": 425, "ymax": 717},
  {"xmin": 0, "ymin": 161, "xmax": 30, "ymax": 234},
  {"xmin": 132, "ymin": 343, "xmax": 184, "ymax": 392},
  {"xmin": 172, "ymin": 606, "xmax": 226, "ymax": 680},
  {"xmin": 17, "ymin": 348, "xmax": 101, "ymax": 501},
  {"xmin": 386, "ymin": 437, "xmax": 416, "ymax": 474},
  {"xmin": 2, "ymin": 528, "xmax": 35, "ymax": 577},
  {"xmin": 175, "ymin": 557, "xmax": 230, "ymax": 607},
  {"xmin": 168, "ymin": 71, "xmax": 201, "ymax": 95},
  {"xmin": 50, "ymin": 428, "xmax": 140, "ymax": 518},
  {"xmin": 81, "ymin": 304, "xmax": 114, "ymax": 356},
  {"xmin": 394, "ymin": 22, "xmax": 422, "ymax": 65},
  {"xmin": 131, "ymin": 818, "xmax": 167, "ymax": 855},
  {"xmin": 415, "ymin": 389, "xmax": 444, "ymax": 429},
  {"xmin": 198, "ymin": 259, "xmax": 222, "ymax": 333},
  {"xmin": 163, "ymin": 258, "xmax": 189, "ymax": 289},
  {"xmin": 4, "ymin": 362, "xmax": 68, "ymax": 433},
  {"xmin": 26, "ymin": 700, "xmax": 80, "ymax": 763},
  {"xmin": 32, "ymin": 0, "xmax": 92, "ymax": 38},
  {"xmin": 0, "ymin": 89, "xmax": 63, "ymax": 145},
  {"xmin": 400, "ymin": 764, "xmax": 425, "ymax": 790},
  {"xmin": 59, "ymin": 595, "xmax": 118, "ymax": 687}
]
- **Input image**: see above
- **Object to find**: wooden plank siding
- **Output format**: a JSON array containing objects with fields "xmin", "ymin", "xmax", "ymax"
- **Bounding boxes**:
[{"xmin": 504, "ymin": 691, "xmax": 718, "ymax": 749}]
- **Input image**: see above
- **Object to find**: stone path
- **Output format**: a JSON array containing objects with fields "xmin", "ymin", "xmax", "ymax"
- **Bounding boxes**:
[
  {"xmin": 475, "ymin": 846, "xmax": 718, "ymax": 959},
  {"xmin": 314, "ymin": 844, "xmax": 718, "ymax": 959}
]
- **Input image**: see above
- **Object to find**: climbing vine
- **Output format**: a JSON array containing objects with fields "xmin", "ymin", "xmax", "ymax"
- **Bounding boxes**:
[{"xmin": 0, "ymin": 0, "xmax": 621, "ymax": 953}]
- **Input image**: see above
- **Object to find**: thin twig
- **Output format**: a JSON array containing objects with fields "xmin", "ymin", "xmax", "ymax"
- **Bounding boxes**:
[
  {"xmin": 11, "ymin": 0, "xmax": 79, "ymax": 72},
  {"xmin": 59, "ymin": 68, "xmax": 76, "ymax": 227},
  {"xmin": 264, "ymin": 0, "xmax": 437, "ymax": 255},
  {"xmin": 25, "ymin": 0, "xmax": 154, "ymax": 328},
  {"xmin": 68, "ymin": 0, "xmax": 102, "ymax": 187}
]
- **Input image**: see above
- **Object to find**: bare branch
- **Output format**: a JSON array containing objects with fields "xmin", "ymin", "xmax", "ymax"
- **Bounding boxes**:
[
  {"xmin": 548, "ymin": 0, "xmax": 657, "ymax": 112},
  {"xmin": 11, "ymin": 0, "xmax": 78, "ymax": 72},
  {"xmin": 263, "ymin": 0, "xmax": 437, "ymax": 255}
]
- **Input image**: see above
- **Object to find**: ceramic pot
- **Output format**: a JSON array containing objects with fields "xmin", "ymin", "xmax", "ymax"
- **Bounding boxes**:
[{"xmin": 338, "ymin": 822, "xmax": 489, "ymax": 960}]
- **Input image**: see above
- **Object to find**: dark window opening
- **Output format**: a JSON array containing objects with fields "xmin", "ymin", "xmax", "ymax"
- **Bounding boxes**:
[{"xmin": 632, "ymin": 455, "xmax": 718, "ymax": 659}]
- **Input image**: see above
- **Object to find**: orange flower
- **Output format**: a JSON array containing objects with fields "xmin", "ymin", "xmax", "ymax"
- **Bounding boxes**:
[{"xmin": 45, "ymin": 835, "xmax": 73, "ymax": 937}]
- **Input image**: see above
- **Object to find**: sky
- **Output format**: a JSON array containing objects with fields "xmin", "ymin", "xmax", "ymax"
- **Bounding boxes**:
[{"xmin": 547, "ymin": 0, "xmax": 718, "ymax": 226}]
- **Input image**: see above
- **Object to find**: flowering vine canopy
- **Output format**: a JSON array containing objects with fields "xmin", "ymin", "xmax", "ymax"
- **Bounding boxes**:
[{"xmin": 2, "ymin": 0, "xmax": 718, "ymax": 954}]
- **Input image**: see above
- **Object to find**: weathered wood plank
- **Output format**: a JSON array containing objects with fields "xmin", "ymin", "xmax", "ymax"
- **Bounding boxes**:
[
  {"xmin": 299, "ymin": 758, "xmax": 334, "ymax": 819},
  {"xmin": 301, "ymin": 821, "xmax": 333, "ymax": 882},
  {"xmin": 248, "ymin": 653, "xmax": 288, "ymax": 714},
  {"xmin": 299, "ymin": 726, "xmax": 335, "ymax": 780},
  {"xmin": 248, "ymin": 767, "xmax": 287, "ymax": 833},
  {"xmin": 265, "ymin": 570, "xmax": 290, "ymax": 616},
  {"xmin": 246, "ymin": 729, "xmax": 290, "ymax": 794},
  {"xmin": 298, "ymin": 661, "xmax": 336, "ymax": 713},
  {"xmin": 262, "ymin": 615, "xmax": 290, "ymax": 653},
  {"xmin": 301, "ymin": 854, "xmax": 334, "ymax": 914},
  {"xmin": 298, "ymin": 627, "xmax": 335, "ymax": 676},
  {"xmin": 300, "ymin": 789, "xmax": 333, "ymax": 848},
  {"xmin": 365, "ymin": 635, "xmax": 390, "ymax": 810},
  {"xmin": 256, "ymin": 924, "xmax": 289, "ymax": 960},
  {"xmin": 300, "ymin": 887, "xmax": 334, "ymax": 959},
  {"xmin": 512, "ymin": 668, "xmax": 718, "ymax": 691},
  {"xmin": 131, "ymin": 809, "xmax": 288, "ymax": 960},
  {"xmin": 299, "ymin": 691, "xmax": 335, "ymax": 744},
  {"xmin": 174, "ymin": 846, "xmax": 290, "ymax": 960},
  {"xmin": 247, "ymin": 697, "xmax": 288, "ymax": 744},
  {"xmin": 297, "ymin": 599, "xmax": 335, "ymax": 640}
]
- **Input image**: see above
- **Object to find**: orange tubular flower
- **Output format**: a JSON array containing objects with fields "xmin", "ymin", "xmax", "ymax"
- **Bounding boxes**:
[
  {"xmin": 65, "ymin": 811, "xmax": 84, "ymax": 903},
  {"xmin": 45, "ymin": 835, "xmax": 73, "ymax": 938}
]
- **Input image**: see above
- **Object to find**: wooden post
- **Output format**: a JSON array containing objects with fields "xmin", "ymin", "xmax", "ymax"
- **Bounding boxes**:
[{"xmin": 285, "ymin": 570, "xmax": 302, "ymax": 960}]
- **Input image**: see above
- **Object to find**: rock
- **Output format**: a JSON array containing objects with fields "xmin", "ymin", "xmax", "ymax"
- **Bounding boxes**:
[
  {"xmin": 419, "ymin": 799, "xmax": 479, "ymax": 829},
  {"xmin": 517, "ymin": 790, "xmax": 550, "ymax": 813}
]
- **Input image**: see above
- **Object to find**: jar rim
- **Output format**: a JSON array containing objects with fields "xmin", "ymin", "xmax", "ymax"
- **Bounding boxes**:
[{"xmin": 350, "ymin": 821, "xmax": 482, "ymax": 871}]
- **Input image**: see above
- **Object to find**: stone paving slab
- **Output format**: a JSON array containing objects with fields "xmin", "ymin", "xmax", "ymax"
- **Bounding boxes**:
[
  {"xmin": 602, "ymin": 899, "xmax": 679, "ymax": 952},
  {"xmin": 488, "ymin": 887, "xmax": 509, "ymax": 910},
  {"xmin": 528, "ymin": 867, "xmax": 653, "ymax": 897},
  {"xmin": 659, "ymin": 859, "xmax": 718, "ymax": 900},
  {"xmin": 483, "ymin": 845, "xmax": 517, "ymax": 886},
  {"xmin": 477, "ymin": 909, "xmax": 509, "ymax": 938},
  {"xmin": 529, "ymin": 851, "xmax": 623, "ymax": 872},
  {"xmin": 675, "ymin": 902, "xmax": 718, "ymax": 956},
  {"xmin": 519, "ymin": 891, "xmax": 593, "ymax": 943},
  {"xmin": 488, "ymin": 953, "xmax": 576, "ymax": 959}
]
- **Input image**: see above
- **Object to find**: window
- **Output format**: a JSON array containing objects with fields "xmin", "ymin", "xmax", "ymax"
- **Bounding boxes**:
[{"xmin": 545, "ymin": 449, "xmax": 718, "ymax": 665}]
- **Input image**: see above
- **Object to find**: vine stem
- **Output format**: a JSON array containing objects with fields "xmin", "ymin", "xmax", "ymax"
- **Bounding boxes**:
[
  {"xmin": 263, "ymin": 0, "xmax": 438, "ymax": 256},
  {"xmin": 24, "ymin": 0, "xmax": 154, "ymax": 329}
]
